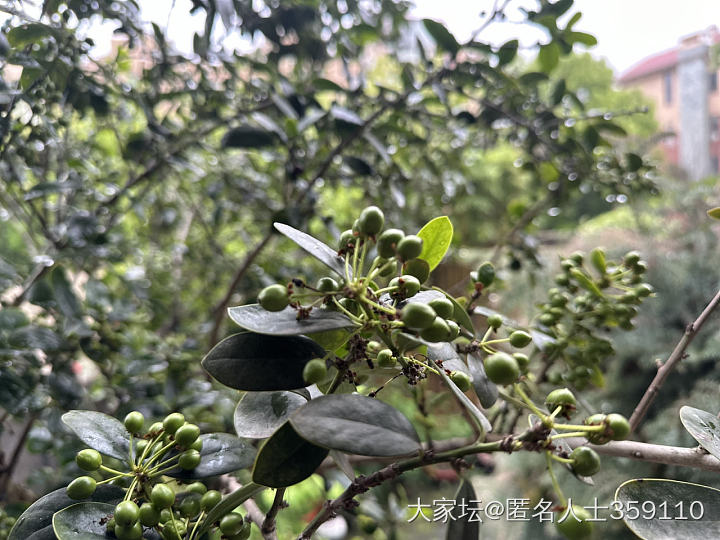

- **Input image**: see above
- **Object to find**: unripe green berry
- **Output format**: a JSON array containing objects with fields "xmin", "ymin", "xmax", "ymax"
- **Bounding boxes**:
[
  {"xmin": 114, "ymin": 501, "xmax": 140, "ymax": 527},
  {"xmin": 636, "ymin": 283, "xmax": 653, "ymax": 297},
  {"xmin": 487, "ymin": 314, "xmax": 503, "ymax": 329},
  {"xmin": 366, "ymin": 341, "xmax": 382, "ymax": 354},
  {"xmin": 258, "ymin": 284, "xmax": 289, "ymax": 312},
  {"xmin": 338, "ymin": 229, "xmax": 355, "ymax": 252},
  {"xmin": 75, "ymin": 449, "xmax": 102, "ymax": 471},
  {"xmin": 115, "ymin": 522, "xmax": 143, "ymax": 540},
  {"xmin": 476, "ymin": 261, "xmax": 495, "ymax": 286},
  {"xmin": 230, "ymin": 521, "xmax": 252, "ymax": 540},
  {"xmin": 178, "ymin": 449, "xmax": 201, "ymax": 470},
  {"xmin": 484, "ymin": 352, "xmax": 520, "ymax": 385},
  {"xmin": 513, "ymin": 353, "xmax": 530, "ymax": 371},
  {"xmin": 186, "ymin": 481, "xmax": 207, "ymax": 495},
  {"xmin": 303, "ymin": 358, "xmax": 327, "ymax": 384},
  {"xmin": 161, "ymin": 521, "xmax": 187, "ymax": 540},
  {"xmin": 377, "ymin": 349, "xmax": 396, "ymax": 367},
  {"xmin": 201, "ymin": 489, "xmax": 222, "ymax": 510},
  {"xmin": 570, "ymin": 446, "xmax": 601, "ymax": 476},
  {"xmin": 450, "ymin": 371, "xmax": 471, "ymax": 392},
  {"xmin": 555, "ymin": 505, "xmax": 593, "ymax": 540},
  {"xmin": 190, "ymin": 438, "xmax": 203, "ymax": 452},
  {"xmin": 569, "ymin": 251, "xmax": 584, "ymax": 264},
  {"xmin": 377, "ymin": 228, "xmax": 404, "ymax": 258},
  {"xmin": 545, "ymin": 388, "xmax": 576, "ymax": 417},
  {"xmin": 401, "ymin": 302, "xmax": 436, "ymax": 330},
  {"xmin": 159, "ymin": 508, "xmax": 173, "ymax": 523},
  {"xmin": 590, "ymin": 247, "xmax": 606, "ymax": 274},
  {"xmin": 139, "ymin": 502, "xmax": 160, "ymax": 526},
  {"xmin": 358, "ymin": 206, "xmax": 384, "ymax": 235},
  {"xmin": 403, "ymin": 258, "xmax": 430, "ymax": 283},
  {"xmin": 606, "ymin": 413, "xmax": 631, "ymax": 441},
  {"xmin": 163, "ymin": 413, "xmax": 185, "ymax": 435},
  {"xmin": 420, "ymin": 317, "xmax": 452, "ymax": 342},
  {"xmin": 174, "ymin": 423, "xmax": 200, "ymax": 448},
  {"xmin": 389, "ymin": 275, "xmax": 421, "ymax": 297},
  {"xmin": 428, "ymin": 297, "xmax": 454, "ymax": 319},
  {"xmin": 151, "ymin": 483, "xmax": 175, "ymax": 509},
  {"xmin": 220, "ymin": 512, "xmax": 246, "ymax": 536},
  {"xmin": 148, "ymin": 421, "xmax": 164, "ymax": 436},
  {"xmin": 123, "ymin": 411, "xmax": 144, "ymax": 434},
  {"xmin": 509, "ymin": 330, "xmax": 532, "ymax": 348},
  {"xmin": 584, "ymin": 414, "xmax": 611, "ymax": 445},
  {"xmin": 179, "ymin": 493, "xmax": 201, "ymax": 518},
  {"xmin": 66, "ymin": 476, "xmax": 96, "ymax": 500},
  {"xmin": 357, "ymin": 514, "xmax": 378, "ymax": 534},
  {"xmin": 396, "ymin": 235, "xmax": 423, "ymax": 261},
  {"xmin": 624, "ymin": 251, "xmax": 641, "ymax": 266},
  {"xmin": 446, "ymin": 320, "xmax": 460, "ymax": 341},
  {"xmin": 317, "ymin": 277, "xmax": 339, "ymax": 293}
]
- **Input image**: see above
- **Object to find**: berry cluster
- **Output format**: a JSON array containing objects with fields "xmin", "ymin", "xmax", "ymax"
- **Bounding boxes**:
[
  {"xmin": 539, "ymin": 248, "xmax": 653, "ymax": 388},
  {"xmin": 67, "ymin": 411, "xmax": 249, "ymax": 540}
]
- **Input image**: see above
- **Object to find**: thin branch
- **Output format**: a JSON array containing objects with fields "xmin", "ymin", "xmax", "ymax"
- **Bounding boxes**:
[
  {"xmin": 629, "ymin": 288, "xmax": 720, "ymax": 432},
  {"xmin": 0, "ymin": 412, "xmax": 38, "ymax": 499},
  {"xmin": 261, "ymin": 488, "xmax": 286, "ymax": 540}
]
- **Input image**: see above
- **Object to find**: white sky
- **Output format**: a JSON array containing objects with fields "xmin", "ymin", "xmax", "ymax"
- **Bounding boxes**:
[{"xmin": 85, "ymin": 0, "xmax": 720, "ymax": 76}]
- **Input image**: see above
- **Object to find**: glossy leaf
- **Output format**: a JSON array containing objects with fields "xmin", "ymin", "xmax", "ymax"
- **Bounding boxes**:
[
  {"xmin": 307, "ymin": 328, "xmax": 353, "ymax": 352},
  {"xmin": 429, "ymin": 359, "xmax": 491, "ymax": 433},
  {"xmin": 290, "ymin": 394, "xmax": 420, "ymax": 456},
  {"xmin": 61, "ymin": 410, "xmax": 130, "ymax": 462},
  {"xmin": 679, "ymin": 406, "xmax": 720, "ymax": 460},
  {"xmin": 417, "ymin": 216, "xmax": 453, "ymax": 271},
  {"xmin": 234, "ymin": 391, "xmax": 308, "ymax": 439},
  {"xmin": 538, "ymin": 42, "xmax": 560, "ymax": 73},
  {"xmin": 222, "ymin": 126, "xmax": 276, "ymax": 149},
  {"xmin": 445, "ymin": 480, "xmax": 479, "ymax": 540},
  {"xmin": 52, "ymin": 502, "xmax": 114, "ymax": 539},
  {"xmin": 626, "ymin": 152, "xmax": 644, "ymax": 171},
  {"xmin": 467, "ymin": 352, "xmax": 498, "ymax": 409},
  {"xmin": 202, "ymin": 333, "xmax": 326, "ymax": 391},
  {"xmin": 228, "ymin": 304, "xmax": 355, "ymax": 335},
  {"xmin": 497, "ymin": 39, "xmax": 518, "ymax": 66},
  {"xmin": 166, "ymin": 433, "xmax": 256, "ymax": 478},
  {"xmin": 615, "ymin": 479, "xmax": 720, "ymax": 538},
  {"xmin": 197, "ymin": 483, "xmax": 266, "ymax": 536},
  {"xmin": 252, "ymin": 422, "xmax": 329, "ymax": 487},
  {"xmin": 708, "ymin": 207, "xmax": 720, "ymax": 220},
  {"xmin": 423, "ymin": 19, "xmax": 459, "ymax": 55},
  {"xmin": 273, "ymin": 222, "xmax": 351, "ymax": 278},
  {"xmin": 9, "ymin": 486, "xmax": 123, "ymax": 540}
]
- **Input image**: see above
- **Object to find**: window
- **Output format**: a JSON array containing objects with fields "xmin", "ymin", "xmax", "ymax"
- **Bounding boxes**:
[
  {"xmin": 711, "ymin": 71, "xmax": 719, "ymax": 92},
  {"xmin": 664, "ymin": 71, "xmax": 672, "ymax": 104}
]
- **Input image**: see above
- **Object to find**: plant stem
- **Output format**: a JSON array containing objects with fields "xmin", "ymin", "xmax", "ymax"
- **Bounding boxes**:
[
  {"xmin": 261, "ymin": 488, "xmax": 286, "ymax": 539},
  {"xmin": 545, "ymin": 451, "xmax": 566, "ymax": 507}
]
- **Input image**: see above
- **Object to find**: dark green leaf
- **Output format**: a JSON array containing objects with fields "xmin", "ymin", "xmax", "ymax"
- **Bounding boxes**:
[
  {"xmin": 680, "ymin": 406, "xmax": 720, "ymax": 461},
  {"xmin": 497, "ymin": 40, "xmax": 518, "ymax": 66},
  {"xmin": 445, "ymin": 480, "xmax": 479, "ymax": 540},
  {"xmin": 9, "ymin": 486, "xmax": 123, "ymax": 540},
  {"xmin": 202, "ymin": 333, "xmax": 325, "ymax": 391},
  {"xmin": 234, "ymin": 391, "xmax": 308, "ymax": 439},
  {"xmin": 0, "ymin": 307, "xmax": 29, "ymax": 329},
  {"xmin": 626, "ymin": 152, "xmax": 643, "ymax": 171},
  {"xmin": 9, "ymin": 326, "xmax": 62, "ymax": 351},
  {"xmin": 344, "ymin": 156, "xmax": 374, "ymax": 176},
  {"xmin": 467, "ymin": 352, "xmax": 498, "ymax": 409},
  {"xmin": 331, "ymin": 105, "xmax": 363, "ymax": 129},
  {"xmin": 551, "ymin": 79, "xmax": 566, "ymax": 106},
  {"xmin": 228, "ymin": 304, "xmax": 355, "ymax": 336},
  {"xmin": 274, "ymin": 222, "xmax": 351, "ymax": 278},
  {"xmin": 51, "ymin": 266, "xmax": 81, "ymax": 319},
  {"xmin": 615, "ymin": 479, "xmax": 720, "ymax": 538},
  {"xmin": 52, "ymin": 502, "xmax": 113, "ymax": 539},
  {"xmin": 252, "ymin": 422, "xmax": 328, "ymax": 487},
  {"xmin": 8, "ymin": 24, "xmax": 54, "ymax": 48},
  {"xmin": 166, "ymin": 433, "xmax": 256, "ymax": 478},
  {"xmin": 594, "ymin": 121, "xmax": 627, "ymax": 136},
  {"xmin": 417, "ymin": 216, "xmax": 453, "ymax": 271},
  {"xmin": 538, "ymin": 42, "xmax": 560, "ymax": 73},
  {"xmin": 428, "ymin": 359, "xmax": 491, "ymax": 433},
  {"xmin": 313, "ymin": 78, "xmax": 345, "ymax": 92},
  {"xmin": 61, "ymin": 410, "xmax": 130, "ymax": 462},
  {"xmin": 422, "ymin": 19, "xmax": 459, "ymax": 55},
  {"xmin": 221, "ymin": 126, "xmax": 276, "ymax": 149},
  {"xmin": 290, "ymin": 394, "xmax": 420, "ymax": 456},
  {"xmin": 518, "ymin": 72, "xmax": 548, "ymax": 86}
]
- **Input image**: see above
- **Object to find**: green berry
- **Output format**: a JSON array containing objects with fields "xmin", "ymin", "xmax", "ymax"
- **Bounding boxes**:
[
  {"xmin": 139, "ymin": 502, "xmax": 160, "ymax": 526},
  {"xmin": 487, "ymin": 314, "xmax": 503, "ymax": 329},
  {"xmin": 151, "ymin": 483, "xmax": 176, "ymax": 509},
  {"xmin": 178, "ymin": 449, "xmax": 201, "ymax": 470},
  {"xmin": 476, "ymin": 262, "xmax": 495, "ymax": 286},
  {"xmin": 115, "ymin": 522, "xmax": 142, "ymax": 540},
  {"xmin": 636, "ymin": 283, "xmax": 653, "ymax": 297},
  {"xmin": 75, "ymin": 449, "xmax": 102, "ymax": 471},
  {"xmin": 555, "ymin": 505, "xmax": 593, "ymax": 540},
  {"xmin": 229, "ymin": 521, "xmax": 252, "ymax": 540},
  {"xmin": 377, "ymin": 229, "xmax": 405, "ymax": 258},
  {"xmin": 377, "ymin": 349, "xmax": 396, "ymax": 367},
  {"xmin": 135, "ymin": 439, "xmax": 149, "ymax": 455},
  {"xmin": 513, "ymin": 353, "xmax": 529, "ymax": 372},
  {"xmin": 303, "ymin": 358, "xmax": 327, "ymax": 384},
  {"xmin": 428, "ymin": 297, "xmax": 454, "ymax": 319},
  {"xmin": 420, "ymin": 317, "xmax": 452, "ymax": 342},
  {"xmin": 450, "ymin": 371, "xmax": 472, "ymax": 392},
  {"xmin": 389, "ymin": 275, "xmax": 421, "ymax": 297},
  {"xmin": 446, "ymin": 320, "xmax": 460, "ymax": 341},
  {"xmin": 401, "ymin": 302, "xmax": 436, "ymax": 330},
  {"xmin": 159, "ymin": 508, "xmax": 173, "ymax": 523},
  {"xmin": 190, "ymin": 438, "xmax": 203, "ymax": 452},
  {"xmin": 584, "ymin": 414, "xmax": 611, "ymax": 445},
  {"xmin": 114, "ymin": 501, "xmax": 140, "ymax": 527},
  {"xmin": 357, "ymin": 514, "xmax": 378, "ymax": 534},
  {"xmin": 606, "ymin": 413, "xmax": 631, "ymax": 440},
  {"xmin": 403, "ymin": 258, "xmax": 430, "ymax": 283},
  {"xmin": 396, "ymin": 235, "xmax": 423, "ymax": 261},
  {"xmin": 366, "ymin": 341, "xmax": 382, "ymax": 354},
  {"xmin": 590, "ymin": 247, "xmax": 606, "ymax": 274},
  {"xmin": 220, "ymin": 513, "xmax": 246, "ymax": 536},
  {"xmin": 186, "ymin": 481, "xmax": 207, "ymax": 495},
  {"xmin": 338, "ymin": 229, "xmax": 355, "ymax": 252},
  {"xmin": 161, "ymin": 521, "xmax": 187, "ymax": 540},
  {"xmin": 201, "ymin": 489, "xmax": 222, "ymax": 510},
  {"xmin": 148, "ymin": 421, "xmax": 164, "ymax": 436},
  {"xmin": 163, "ymin": 413, "xmax": 185, "ymax": 435},
  {"xmin": 123, "ymin": 411, "xmax": 144, "ymax": 434},
  {"xmin": 570, "ymin": 446, "xmax": 601, "ymax": 476},
  {"xmin": 624, "ymin": 251, "xmax": 641, "ymax": 266},
  {"xmin": 539, "ymin": 313, "xmax": 556, "ymax": 326},
  {"xmin": 569, "ymin": 251, "xmax": 584, "ymax": 264},
  {"xmin": 106, "ymin": 517, "xmax": 116, "ymax": 535},
  {"xmin": 484, "ymin": 352, "xmax": 520, "ymax": 385},
  {"xmin": 174, "ymin": 424, "xmax": 200, "ymax": 448},
  {"xmin": 358, "ymin": 206, "xmax": 384, "ymax": 235},
  {"xmin": 545, "ymin": 388, "xmax": 577, "ymax": 417},
  {"xmin": 258, "ymin": 284, "xmax": 289, "ymax": 312},
  {"xmin": 509, "ymin": 330, "xmax": 532, "ymax": 348},
  {"xmin": 66, "ymin": 476, "xmax": 96, "ymax": 500},
  {"xmin": 179, "ymin": 493, "xmax": 201, "ymax": 518},
  {"xmin": 317, "ymin": 277, "xmax": 339, "ymax": 293}
]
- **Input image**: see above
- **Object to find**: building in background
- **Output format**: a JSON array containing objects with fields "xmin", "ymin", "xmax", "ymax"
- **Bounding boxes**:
[{"xmin": 619, "ymin": 26, "xmax": 720, "ymax": 180}]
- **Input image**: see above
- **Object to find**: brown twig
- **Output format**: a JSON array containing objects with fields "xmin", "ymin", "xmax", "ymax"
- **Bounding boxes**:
[
  {"xmin": 261, "ymin": 488, "xmax": 286, "ymax": 540},
  {"xmin": 0, "ymin": 412, "xmax": 38, "ymax": 499},
  {"xmin": 629, "ymin": 288, "xmax": 720, "ymax": 432}
]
